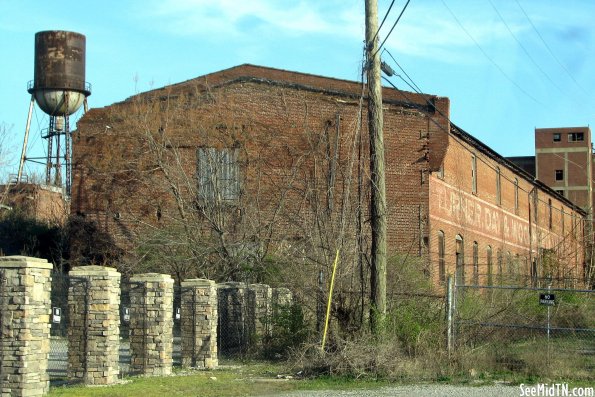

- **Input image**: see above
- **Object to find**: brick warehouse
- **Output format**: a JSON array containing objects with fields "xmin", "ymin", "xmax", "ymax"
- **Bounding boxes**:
[{"xmin": 71, "ymin": 64, "xmax": 587, "ymax": 288}]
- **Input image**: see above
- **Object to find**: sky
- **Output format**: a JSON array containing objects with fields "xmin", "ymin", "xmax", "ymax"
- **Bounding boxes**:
[{"xmin": 1, "ymin": 0, "xmax": 595, "ymax": 180}]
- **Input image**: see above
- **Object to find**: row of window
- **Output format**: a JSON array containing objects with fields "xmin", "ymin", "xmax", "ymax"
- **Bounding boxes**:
[
  {"xmin": 553, "ymin": 132, "xmax": 584, "ymax": 142},
  {"xmin": 436, "ymin": 231, "xmax": 523, "ymax": 286},
  {"xmin": 470, "ymin": 155, "xmax": 519, "ymax": 212}
]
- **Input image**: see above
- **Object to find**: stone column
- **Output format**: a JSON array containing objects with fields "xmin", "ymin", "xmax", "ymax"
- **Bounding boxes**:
[
  {"xmin": 0, "ymin": 256, "xmax": 52, "ymax": 397},
  {"xmin": 272, "ymin": 287, "xmax": 293, "ymax": 311},
  {"xmin": 68, "ymin": 266, "xmax": 120, "ymax": 385},
  {"xmin": 180, "ymin": 279, "xmax": 217, "ymax": 369},
  {"xmin": 247, "ymin": 284, "xmax": 272, "ymax": 342},
  {"xmin": 129, "ymin": 273, "xmax": 173, "ymax": 376},
  {"xmin": 217, "ymin": 282, "xmax": 248, "ymax": 355}
]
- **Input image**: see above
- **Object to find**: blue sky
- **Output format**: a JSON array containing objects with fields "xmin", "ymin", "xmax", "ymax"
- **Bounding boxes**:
[{"xmin": 1, "ymin": 0, "xmax": 595, "ymax": 179}]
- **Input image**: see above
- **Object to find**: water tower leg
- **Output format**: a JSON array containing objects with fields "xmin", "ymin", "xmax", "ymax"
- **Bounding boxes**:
[{"xmin": 17, "ymin": 95, "xmax": 35, "ymax": 183}]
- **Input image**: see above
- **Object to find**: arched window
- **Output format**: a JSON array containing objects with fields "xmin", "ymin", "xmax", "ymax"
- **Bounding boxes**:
[
  {"xmin": 473, "ymin": 241, "xmax": 479, "ymax": 285},
  {"xmin": 438, "ymin": 231, "xmax": 446, "ymax": 283},
  {"xmin": 497, "ymin": 248, "xmax": 503, "ymax": 285},
  {"xmin": 456, "ymin": 235, "xmax": 465, "ymax": 285},
  {"xmin": 486, "ymin": 246, "xmax": 493, "ymax": 286},
  {"xmin": 506, "ymin": 252, "xmax": 513, "ymax": 284}
]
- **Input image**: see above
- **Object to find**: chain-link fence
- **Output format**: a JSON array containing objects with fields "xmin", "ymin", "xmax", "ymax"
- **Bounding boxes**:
[
  {"xmin": 451, "ymin": 276, "xmax": 594, "ymax": 378},
  {"xmin": 48, "ymin": 273, "xmax": 88, "ymax": 384}
]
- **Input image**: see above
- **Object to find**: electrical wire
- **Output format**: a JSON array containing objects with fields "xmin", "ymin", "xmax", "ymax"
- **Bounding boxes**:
[
  {"xmin": 439, "ymin": 0, "xmax": 546, "ymax": 107},
  {"xmin": 487, "ymin": 0, "xmax": 571, "ymax": 101},
  {"xmin": 379, "ymin": 52, "xmax": 584, "ymax": 220},
  {"xmin": 372, "ymin": 0, "xmax": 411, "ymax": 58},
  {"xmin": 513, "ymin": 0, "xmax": 589, "ymax": 97},
  {"xmin": 369, "ymin": 0, "xmax": 397, "ymax": 49}
]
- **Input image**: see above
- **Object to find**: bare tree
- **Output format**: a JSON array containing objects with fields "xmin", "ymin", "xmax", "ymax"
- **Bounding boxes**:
[{"xmin": 75, "ymin": 81, "xmax": 373, "ymax": 334}]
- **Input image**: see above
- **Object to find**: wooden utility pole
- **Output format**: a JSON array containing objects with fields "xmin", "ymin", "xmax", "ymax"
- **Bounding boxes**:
[{"xmin": 365, "ymin": 0, "xmax": 387, "ymax": 333}]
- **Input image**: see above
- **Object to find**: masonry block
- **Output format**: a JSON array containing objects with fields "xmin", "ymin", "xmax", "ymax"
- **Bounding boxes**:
[{"xmin": 0, "ymin": 256, "xmax": 52, "ymax": 397}]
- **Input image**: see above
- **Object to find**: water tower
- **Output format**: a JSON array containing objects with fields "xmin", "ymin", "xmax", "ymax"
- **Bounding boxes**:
[{"xmin": 17, "ymin": 30, "xmax": 91, "ymax": 197}]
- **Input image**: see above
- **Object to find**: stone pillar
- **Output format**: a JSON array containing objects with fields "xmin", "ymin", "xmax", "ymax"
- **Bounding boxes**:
[
  {"xmin": 68, "ymin": 266, "xmax": 120, "ymax": 385},
  {"xmin": 247, "ymin": 284, "xmax": 272, "ymax": 341},
  {"xmin": 129, "ymin": 273, "xmax": 174, "ymax": 376},
  {"xmin": 217, "ymin": 282, "xmax": 248, "ymax": 355},
  {"xmin": 180, "ymin": 279, "xmax": 217, "ymax": 369},
  {"xmin": 0, "ymin": 256, "xmax": 52, "ymax": 397},
  {"xmin": 272, "ymin": 287, "xmax": 293, "ymax": 312}
]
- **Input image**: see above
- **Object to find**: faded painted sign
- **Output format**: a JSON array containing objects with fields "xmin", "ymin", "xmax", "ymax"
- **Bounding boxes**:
[{"xmin": 430, "ymin": 178, "xmax": 531, "ymax": 248}]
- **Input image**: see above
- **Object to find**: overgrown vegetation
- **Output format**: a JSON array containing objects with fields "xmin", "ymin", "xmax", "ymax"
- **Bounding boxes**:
[
  {"xmin": 287, "ymin": 254, "xmax": 594, "ymax": 382},
  {"xmin": 0, "ymin": 210, "xmax": 122, "ymax": 270},
  {"xmin": 287, "ymin": 254, "xmax": 450, "ymax": 381}
]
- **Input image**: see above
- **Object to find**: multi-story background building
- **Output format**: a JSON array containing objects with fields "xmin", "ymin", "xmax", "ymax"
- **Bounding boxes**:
[{"xmin": 535, "ymin": 127, "xmax": 593, "ymax": 212}]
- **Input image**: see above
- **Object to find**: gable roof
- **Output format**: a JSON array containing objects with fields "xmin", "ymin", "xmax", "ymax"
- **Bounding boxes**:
[{"xmin": 124, "ymin": 63, "xmax": 438, "ymax": 110}]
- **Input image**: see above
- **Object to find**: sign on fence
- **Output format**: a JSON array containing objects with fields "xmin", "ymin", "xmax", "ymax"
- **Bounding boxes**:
[
  {"xmin": 539, "ymin": 294, "xmax": 556, "ymax": 306},
  {"xmin": 122, "ymin": 307, "xmax": 130, "ymax": 322},
  {"xmin": 52, "ymin": 307, "xmax": 61, "ymax": 323}
]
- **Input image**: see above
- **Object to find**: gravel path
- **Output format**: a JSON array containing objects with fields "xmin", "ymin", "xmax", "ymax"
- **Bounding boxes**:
[{"xmin": 273, "ymin": 384, "xmax": 520, "ymax": 397}]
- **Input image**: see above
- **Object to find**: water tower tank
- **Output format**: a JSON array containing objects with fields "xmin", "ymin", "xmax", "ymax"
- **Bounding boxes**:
[{"xmin": 27, "ymin": 30, "xmax": 91, "ymax": 116}]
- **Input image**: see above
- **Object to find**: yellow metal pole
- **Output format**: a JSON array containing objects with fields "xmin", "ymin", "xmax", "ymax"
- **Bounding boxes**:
[{"xmin": 321, "ymin": 249, "xmax": 340, "ymax": 352}]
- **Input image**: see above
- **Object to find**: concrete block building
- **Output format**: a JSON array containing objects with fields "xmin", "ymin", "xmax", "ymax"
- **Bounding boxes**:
[{"xmin": 71, "ymin": 64, "xmax": 587, "ymax": 287}]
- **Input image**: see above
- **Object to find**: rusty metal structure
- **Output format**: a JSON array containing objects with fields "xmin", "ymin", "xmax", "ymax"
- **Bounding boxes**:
[{"xmin": 17, "ymin": 30, "xmax": 91, "ymax": 197}]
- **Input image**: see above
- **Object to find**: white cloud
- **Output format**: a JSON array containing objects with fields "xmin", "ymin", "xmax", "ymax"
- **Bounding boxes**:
[
  {"xmin": 141, "ymin": 0, "xmax": 360, "ymax": 38},
  {"xmin": 133, "ymin": 0, "xmax": 594, "ymax": 66}
]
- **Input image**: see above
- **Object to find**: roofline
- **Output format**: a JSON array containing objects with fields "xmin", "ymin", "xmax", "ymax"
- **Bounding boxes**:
[
  {"xmin": 122, "ymin": 63, "xmax": 437, "ymax": 109},
  {"xmin": 451, "ymin": 124, "xmax": 586, "ymax": 215},
  {"xmin": 535, "ymin": 126, "xmax": 591, "ymax": 131}
]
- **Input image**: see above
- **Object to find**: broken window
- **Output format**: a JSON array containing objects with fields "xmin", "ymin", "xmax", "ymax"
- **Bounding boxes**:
[
  {"xmin": 553, "ymin": 133, "xmax": 561, "ymax": 142},
  {"xmin": 568, "ymin": 132, "xmax": 584, "ymax": 142},
  {"xmin": 555, "ymin": 169, "xmax": 564, "ymax": 181}
]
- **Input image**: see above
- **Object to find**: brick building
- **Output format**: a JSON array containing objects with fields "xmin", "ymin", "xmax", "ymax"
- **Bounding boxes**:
[
  {"xmin": 535, "ymin": 127, "xmax": 593, "ymax": 212},
  {"xmin": 71, "ymin": 64, "xmax": 587, "ymax": 287},
  {"xmin": 1, "ymin": 183, "xmax": 67, "ymax": 225}
]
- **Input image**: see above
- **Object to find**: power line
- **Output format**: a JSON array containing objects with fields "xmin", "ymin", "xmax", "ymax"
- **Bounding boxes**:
[
  {"xmin": 370, "ymin": 0, "xmax": 397, "ymax": 49},
  {"xmin": 372, "ymin": 0, "xmax": 411, "ymax": 58},
  {"xmin": 487, "ymin": 0, "xmax": 570, "ymax": 100},
  {"xmin": 439, "ymin": 0, "xmax": 546, "ymax": 107},
  {"xmin": 514, "ymin": 0, "xmax": 589, "ymax": 97},
  {"xmin": 380, "ymin": 53, "xmax": 584, "ymax": 215}
]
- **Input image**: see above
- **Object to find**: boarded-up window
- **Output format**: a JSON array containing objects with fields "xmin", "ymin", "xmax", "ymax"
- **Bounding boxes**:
[{"xmin": 197, "ymin": 147, "xmax": 240, "ymax": 202}]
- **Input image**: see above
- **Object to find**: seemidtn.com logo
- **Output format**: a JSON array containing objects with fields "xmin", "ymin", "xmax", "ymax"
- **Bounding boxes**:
[{"xmin": 520, "ymin": 383, "xmax": 594, "ymax": 397}]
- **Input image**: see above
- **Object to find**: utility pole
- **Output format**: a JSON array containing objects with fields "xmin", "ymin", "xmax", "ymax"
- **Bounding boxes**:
[{"xmin": 365, "ymin": 0, "xmax": 387, "ymax": 334}]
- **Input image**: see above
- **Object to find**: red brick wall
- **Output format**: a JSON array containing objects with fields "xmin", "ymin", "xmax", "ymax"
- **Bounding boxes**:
[
  {"xmin": 429, "ymin": 132, "xmax": 585, "ymax": 287},
  {"xmin": 72, "ymin": 67, "xmax": 442, "ymax": 284},
  {"xmin": 72, "ymin": 65, "xmax": 586, "ymax": 288}
]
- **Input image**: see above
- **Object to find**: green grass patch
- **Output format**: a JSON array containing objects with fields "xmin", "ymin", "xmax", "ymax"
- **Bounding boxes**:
[{"xmin": 47, "ymin": 364, "xmax": 389, "ymax": 397}]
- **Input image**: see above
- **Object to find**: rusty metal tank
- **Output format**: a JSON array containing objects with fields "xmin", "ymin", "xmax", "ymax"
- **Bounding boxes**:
[{"xmin": 28, "ymin": 30, "xmax": 91, "ymax": 116}]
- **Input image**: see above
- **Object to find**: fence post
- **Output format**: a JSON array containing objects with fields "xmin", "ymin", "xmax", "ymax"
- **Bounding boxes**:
[
  {"xmin": 446, "ymin": 275, "xmax": 455, "ymax": 357},
  {"xmin": 0, "ymin": 256, "xmax": 52, "ymax": 396},
  {"xmin": 181, "ymin": 279, "xmax": 218, "ymax": 368},
  {"xmin": 247, "ymin": 284, "xmax": 272, "ymax": 344},
  {"xmin": 129, "ymin": 273, "xmax": 174, "ymax": 376},
  {"xmin": 68, "ymin": 266, "xmax": 121, "ymax": 385}
]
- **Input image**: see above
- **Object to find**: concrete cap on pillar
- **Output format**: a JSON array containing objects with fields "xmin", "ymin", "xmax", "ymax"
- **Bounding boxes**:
[{"xmin": 0, "ymin": 256, "xmax": 52, "ymax": 269}]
